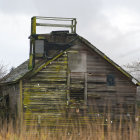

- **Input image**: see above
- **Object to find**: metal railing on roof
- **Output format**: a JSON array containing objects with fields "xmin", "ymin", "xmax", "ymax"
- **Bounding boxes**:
[{"xmin": 31, "ymin": 16, "xmax": 77, "ymax": 35}]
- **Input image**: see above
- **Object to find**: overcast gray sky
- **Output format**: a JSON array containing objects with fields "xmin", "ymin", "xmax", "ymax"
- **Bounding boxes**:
[{"xmin": 0, "ymin": 0, "xmax": 140, "ymax": 69}]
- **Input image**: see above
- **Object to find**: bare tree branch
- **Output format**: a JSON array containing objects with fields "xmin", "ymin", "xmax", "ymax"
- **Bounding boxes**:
[
  {"xmin": 0, "ymin": 63, "xmax": 7, "ymax": 79},
  {"xmin": 123, "ymin": 61, "xmax": 140, "ymax": 81}
]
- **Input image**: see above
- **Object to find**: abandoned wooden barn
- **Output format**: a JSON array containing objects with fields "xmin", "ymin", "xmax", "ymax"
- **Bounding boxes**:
[{"xmin": 0, "ymin": 17, "xmax": 139, "ymax": 126}]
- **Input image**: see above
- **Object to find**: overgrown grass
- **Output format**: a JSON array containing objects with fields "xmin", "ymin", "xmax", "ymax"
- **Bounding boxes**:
[{"xmin": 0, "ymin": 107, "xmax": 139, "ymax": 140}]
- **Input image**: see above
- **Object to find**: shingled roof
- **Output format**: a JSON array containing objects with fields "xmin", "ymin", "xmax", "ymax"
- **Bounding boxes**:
[
  {"xmin": 0, "ymin": 60, "xmax": 30, "ymax": 84},
  {"xmin": 0, "ymin": 34, "xmax": 139, "ymax": 86}
]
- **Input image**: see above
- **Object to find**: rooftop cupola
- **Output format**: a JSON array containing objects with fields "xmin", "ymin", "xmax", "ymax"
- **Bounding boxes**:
[{"xmin": 28, "ymin": 16, "xmax": 77, "ymax": 70}]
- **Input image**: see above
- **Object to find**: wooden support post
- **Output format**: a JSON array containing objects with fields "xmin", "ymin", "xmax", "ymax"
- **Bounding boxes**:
[
  {"xmin": 19, "ymin": 80, "xmax": 23, "ymax": 130},
  {"xmin": 31, "ymin": 17, "xmax": 36, "ymax": 35},
  {"xmin": 66, "ymin": 51, "xmax": 70, "ymax": 105},
  {"xmin": 74, "ymin": 19, "xmax": 77, "ymax": 33},
  {"xmin": 28, "ymin": 40, "xmax": 33, "ymax": 70},
  {"xmin": 71, "ymin": 20, "xmax": 74, "ymax": 33}
]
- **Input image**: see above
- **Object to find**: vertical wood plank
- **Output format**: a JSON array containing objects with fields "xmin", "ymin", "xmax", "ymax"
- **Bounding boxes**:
[
  {"xmin": 67, "ymin": 71, "xmax": 70, "ymax": 105},
  {"xmin": 19, "ymin": 80, "xmax": 23, "ymax": 129},
  {"xmin": 84, "ymin": 72, "xmax": 87, "ymax": 105},
  {"xmin": 67, "ymin": 52, "xmax": 70, "ymax": 105}
]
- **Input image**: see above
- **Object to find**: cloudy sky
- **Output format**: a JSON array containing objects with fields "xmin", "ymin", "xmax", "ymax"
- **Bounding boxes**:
[{"xmin": 0, "ymin": 0, "xmax": 140, "ymax": 70}]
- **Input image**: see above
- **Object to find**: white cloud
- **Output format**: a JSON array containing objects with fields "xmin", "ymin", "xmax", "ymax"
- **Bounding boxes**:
[{"xmin": 102, "ymin": 8, "xmax": 140, "ymax": 33}]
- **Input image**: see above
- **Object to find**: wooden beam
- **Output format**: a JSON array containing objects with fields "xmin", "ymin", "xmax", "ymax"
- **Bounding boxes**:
[
  {"xmin": 36, "ymin": 23, "xmax": 72, "ymax": 28},
  {"xmin": 31, "ymin": 17, "xmax": 36, "ymax": 35}
]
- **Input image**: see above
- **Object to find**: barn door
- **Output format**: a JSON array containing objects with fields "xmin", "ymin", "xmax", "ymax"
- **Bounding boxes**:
[{"xmin": 68, "ymin": 50, "xmax": 87, "ymax": 108}]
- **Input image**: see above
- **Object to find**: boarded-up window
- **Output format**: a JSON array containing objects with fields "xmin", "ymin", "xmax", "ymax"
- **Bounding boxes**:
[
  {"xmin": 107, "ymin": 74, "xmax": 115, "ymax": 86},
  {"xmin": 68, "ymin": 52, "xmax": 86, "ymax": 72},
  {"xmin": 35, "ymin": 40, "xmax": 44, "ymax": 57}
]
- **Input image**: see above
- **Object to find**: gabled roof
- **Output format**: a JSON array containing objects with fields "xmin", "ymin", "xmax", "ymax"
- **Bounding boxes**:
[
  {"xmin": 78, "ymin": 36, "xmax": 140, "ymax": 86},
  {"xmin": 0, "ymin": 34, "xmax": 139, "ymax": 86}
]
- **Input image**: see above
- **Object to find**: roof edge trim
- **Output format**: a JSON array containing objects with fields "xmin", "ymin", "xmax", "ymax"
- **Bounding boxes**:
[{"xmin": 24, "ymin": 48, "xmax": 71, "ymax": 79}]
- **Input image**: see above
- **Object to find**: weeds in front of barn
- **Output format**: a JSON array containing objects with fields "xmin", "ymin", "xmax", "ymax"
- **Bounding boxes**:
[{"xmin": 0, "ymin": 108, "xmax": 139, "ymax": 140}]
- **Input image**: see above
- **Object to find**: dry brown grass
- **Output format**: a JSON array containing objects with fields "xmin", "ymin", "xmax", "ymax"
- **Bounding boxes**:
[{"xmin": 0, "ymin": 112, "xmax": 139, "ymax": 140}]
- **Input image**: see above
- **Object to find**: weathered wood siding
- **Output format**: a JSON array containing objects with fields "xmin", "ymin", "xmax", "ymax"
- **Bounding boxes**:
[
  {"xmin": 70, "ymin": 41, "xmax": 137, "ymax": 115},
  {"xmin": 22, "ymin": 53, "xmax": 68, "ymax": 126},
  {"xmin": 21, "ymin": 39, "xmax": 137, "ymax": 127}
]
